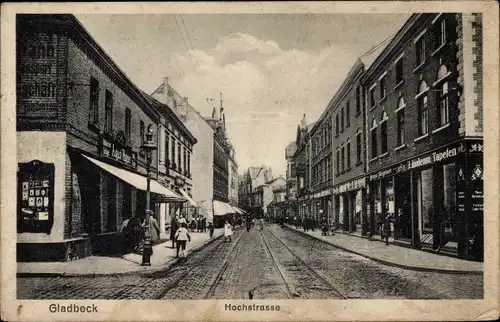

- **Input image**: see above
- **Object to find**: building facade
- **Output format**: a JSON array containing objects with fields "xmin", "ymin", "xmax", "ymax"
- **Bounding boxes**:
[
  {"xmin": 16, "ymin": 14, "xmax": 191, "ymax": 261},
  {"xmin": 241, "ymin": 165, "xmax": 273, "ymax": 214},
  {"xmin": 288, "ymin": 13, "xmax": 483, "ymax": 261},
  {"xmin": 151, "ymin": 78, "xmax": 214, "ymax": 220},
  {"xmin": 252, "ymin": 177, "xmax": 286, "ymax": 218},
  {"xmin": 267, "ymin": 184, "xmax": 288, "ymax": 222},
  {"xmin": 228, "ymin": 146, "xmax": 239, "ymax": 207},
  {"xmin": 284, "ymin": 141, "xmax": 298, "ymax": 219},
  {"xmin": 362, "ymin": 13, "xmax": 483, "ymax": 260}
]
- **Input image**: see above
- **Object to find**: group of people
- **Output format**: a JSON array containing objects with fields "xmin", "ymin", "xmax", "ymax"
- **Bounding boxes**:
[
  {"xmin": 189, "ymin": 216, "xmax": 208, "ymax": 233},
  {"xmin": 120, "ymin": 212, "xmax": 161, "ymax": 254}
]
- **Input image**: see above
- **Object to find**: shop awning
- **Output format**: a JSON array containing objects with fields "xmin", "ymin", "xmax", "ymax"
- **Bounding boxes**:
[
  {"xmin": 83, "ymin": 155, "xmax": 185, "ymax": 202},
  {"xmin": 213, "ymin": 200, "xmax": 234, "ymax": 216},
  {"xmin": 231, "ymin": 206, "xmax": 244, "ymax": 214},
  {"xmin": 178, "ymin": 188, "xmax": 198, "ymax": 207}
]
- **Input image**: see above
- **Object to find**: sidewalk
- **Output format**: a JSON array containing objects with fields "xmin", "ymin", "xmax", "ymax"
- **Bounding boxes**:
[
  {"xmin": 17, "ymin": 229, "xmax": 224, "ymax": 277},
  {"xmin": 284, "ymin": 225, "xmax": 483, "ymax": 275}
]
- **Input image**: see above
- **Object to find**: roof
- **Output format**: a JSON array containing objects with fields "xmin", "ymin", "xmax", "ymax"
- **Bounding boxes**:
[
  {"xmin": 265, "ymin": 176, "xmax": 285, "ymax": 185},
  {"xmin": 249, "ymin": 166, "xmax": 264, "ymax": 179},
  {"xmin": 139, "ymin": 90, "xmax": 198, "ymax": 144},
  {"xmin": 306, "ymin": 122, "xmax": 316, "ymax": 131}
]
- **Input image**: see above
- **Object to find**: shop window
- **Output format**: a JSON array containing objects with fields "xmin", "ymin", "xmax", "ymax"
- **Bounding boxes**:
[
  {"xmin": 356, "ymin": 130, "xmax": 362, "ymax": 164},
  {"xmin": 88, "ymin": 77, "xmax": 100, "ymax": 127},
  {"xmin": 417, "ymin": 168, "xmax": 434, "ymax": 244},
  {"xmin": 416, "ymin": 36, "xmax": 426, "ymax": 66},
  {"xmin": 355, "ymin": 87, "xmax": 361, "ymax": 115},
  {"xmin": 380, "ymin": 111, "xmax": 388, "ymax": 154},
  {"xmin": 346, "ymin": 140, "xmax": 351, "ymax": 169},
  {"xmin": 395, "ymin": 57, "xmax": 404, "ymax": 85},
  {"xmin": 104, "ymin": 90, "xmax": 113, "ymax": 133},
  {"xmin": 17, "ymin": 160, "xmax": 55, "ymax": 234},
  {"xmin": 370, "ymin": 118, "xmax": 378, "ymax": 159},
  {"xmin": 125, "ymin": 108, "xmax": 131, "ymax": 143},
  {"xmin": 442, "ymin": 162, "xmax": 458, "ymax": 245}
]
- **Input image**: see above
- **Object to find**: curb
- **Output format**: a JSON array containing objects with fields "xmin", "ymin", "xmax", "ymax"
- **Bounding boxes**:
[
  {"xmin": 17, "ymin": 233, "xmax": 225, "ymax": 278},
  {"xmin": 283, "ymin": 225, "xmax": 483, "ymax": 275}
]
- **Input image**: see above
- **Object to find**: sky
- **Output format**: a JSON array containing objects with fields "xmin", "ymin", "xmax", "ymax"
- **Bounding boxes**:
[{"xmin": 75, "ymin": 13, "xmax": 410, "ymax": 177}]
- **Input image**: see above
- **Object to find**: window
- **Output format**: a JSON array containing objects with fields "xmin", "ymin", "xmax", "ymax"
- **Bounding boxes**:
[
  {"xmin": 418, "ymin": 95, "xmax": 429, "ymax": 135},
  {"xmin": 340, "ymin": 108, "xmax": 344, "ymax": 132},
  {"xmin": 355, "ymin": 87, "xmax": 361, "ymax": 115},
  {"xmin": 178, "ymin": 143, "xmax": 182, "ymax": 172},
  {"xmin": 356, "ymin": 130, "xmax": 362, "ymax": 164},
  {"xmin": 187, "ymin": 152, "xmax": 191, "ymax": 175},
  {"xmin": 165, "ymin": 132, "xmax": 169, "ymax": 164},
  {"xmin": 89, "ymin": 77, "xmax": 99, "ymax": 125},
  {"xmin": 370, "ymin": 118, "xmax": 378, "ymax": 159},
  {"xmin": 416, "ymin": 37, "xmax": 426, "ymax": 66},
  {"xmin": 183, "ymin": 146, "xmax": 187, "ymax": 173},
  {"xmin": 380, "ymin": 111, "xmax": 388, "ymax": 154},
  {"xmin": 336, "ymin": 148, "xmax": 340, "ymax": 175},
  {"xmin": 139, "ymin": 120, "xmax": 145, "ymax": 146},
  {"xmin": 438, "ymin": 82, "xmax": 450, "ymax": 126},
  {"xmin": 346, "ymin": 101, "xmax": 350, "ymax": 127},
  {"xmin": 335, "ymin": 114, "xmax": 339, "ymax": 136},
  {"xmin": 435, "ymin": 18, "xmax": 446, "ymax": 49},
  {"xmin": 396, "ymin": 97, "xmax": 406, "ymax": 146},
  {"xmin": 341, "ymin": 144, "xmax": 345, "ymax": 173},
  {"xmin": 395, "ymin": 58, "xmax": 404, "ymax": 85},
  {"xmin": 125, "ymin": 108, "xmax": 131, "ymax": 143},
  {"xmin": 346, "ymin": 140, "xmax": 351, "ymax": 169},
  {"xmin": 379, "ymin": 76, "xmax": 386, "ymax": 99},
  {"xmin": 172, "ymin": 139, "xmax": 176, "ymax": 168},
  {"xmin": 369, "ymin": 86, "xmax": 376, "ymax": 108},
  {"xmin": 104, "ymin": 90, "xmax": 113, "ymax": 132}
]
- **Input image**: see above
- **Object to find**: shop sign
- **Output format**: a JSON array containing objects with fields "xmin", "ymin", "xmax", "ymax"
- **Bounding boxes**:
[
  {"xmin": 466, "ymin": 139, "xmax": 484, "ymax": 154},
  {"xmin": 333, "ymin": 177, "xmax": 366, "ymax": 194},
  {"xmin": 17, "ymin": 34, "xmax": 62, "ymax": 119},
  {"xmin": 369, "ymin": 141, "xmax": 464, "ymax": 181},
  {"xmin": 101, "ymin": 137, "xmax": 137, "ymax": 168}
]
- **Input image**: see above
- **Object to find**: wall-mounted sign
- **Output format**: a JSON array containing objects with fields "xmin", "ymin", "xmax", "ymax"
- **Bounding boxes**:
[
  {"xmin": 333, "ymin": 177, "xmax": 366, "ymax": 194},
  {"xmin": 17, "ymin": 33, "xmax": 64, "ymax": 119},
  {"xmin": 100, "ymin": 135, "xmax": 137, "ymax": 168},
  {"xmin": 17, "ymin": 160, "xmax": 55, "ymax": 234}
]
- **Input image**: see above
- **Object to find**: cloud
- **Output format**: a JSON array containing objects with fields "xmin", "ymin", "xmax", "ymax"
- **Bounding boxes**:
[{"xmin": 164, "ymin": 33, "xmax": 363, "ymax": 175}]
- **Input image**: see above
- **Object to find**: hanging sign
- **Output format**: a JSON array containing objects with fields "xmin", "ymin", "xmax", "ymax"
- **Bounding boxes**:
[{"xmin": 100, "ymin": 135, "xmax": 137, "ymax": 168}]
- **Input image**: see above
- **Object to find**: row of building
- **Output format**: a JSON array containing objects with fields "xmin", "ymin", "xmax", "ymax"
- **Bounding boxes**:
[
  {"xmin": 282, "ymin": 13, "xmax": 483, "ymax": 261},
  {"xmin": 16, "ymin": 14, "xmax": 243, "ymax": 262}
]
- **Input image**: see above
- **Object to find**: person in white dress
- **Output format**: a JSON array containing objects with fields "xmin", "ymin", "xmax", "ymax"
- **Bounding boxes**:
[{"xmin": 224, "ymin": 221, "xmax": 233, "ymax": 242}]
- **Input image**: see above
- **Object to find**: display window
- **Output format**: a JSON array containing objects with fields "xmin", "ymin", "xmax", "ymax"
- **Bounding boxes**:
[{"xmin": 417, "ymin": 167, "xmax": 434, "ymax": 246}]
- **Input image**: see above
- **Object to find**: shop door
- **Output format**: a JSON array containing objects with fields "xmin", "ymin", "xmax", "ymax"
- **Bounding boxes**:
[{"xmin": 81, "ymin": 167, "xmax": 101, "ymax": 236}]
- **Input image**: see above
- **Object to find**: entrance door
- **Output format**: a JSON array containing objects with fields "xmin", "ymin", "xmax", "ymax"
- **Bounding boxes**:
[
  {"xmin": 106, "ymin": 176, "xmax": 117, "ymax": 232},
  {"xmin": 80, "ymin": 165, "xmax": 101, "ymax": 236}
]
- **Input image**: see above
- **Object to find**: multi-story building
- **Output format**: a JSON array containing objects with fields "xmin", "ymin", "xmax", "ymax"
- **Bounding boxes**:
[
  {"xmin": 238, "ymin": 173, "xmax": 247, "ymax": 210},
  {"xmin": 16, "ymin": 14, "xmax": 191, "ymax": 261},
  {"xmin": 284, "ymin": 141, "xmax": 298, "ymax": 219},
  {"xmin": 151, "ymin": 78, "xmax": 213, "ymax": 220},
  {"xmin": 294, "ymin": 114, "xmax": 315, "ymax": 222},
  {"xmin": 362, "ymin": 13, "xmax": 483, "ymax": 260},
  {"xmin": 241, "ymin": 165, "xmax": 273, "ymax": 214},
  {"xmin": 267, "ymin": 184, "xmax": 288, "ymax": 222},
  {"xmin": 251, "ymin": 176, "xmax": 286, "ymax": 218},
  {"xmin": 228, "ymin": 143, "xmax": 239, "ymax": 207}
]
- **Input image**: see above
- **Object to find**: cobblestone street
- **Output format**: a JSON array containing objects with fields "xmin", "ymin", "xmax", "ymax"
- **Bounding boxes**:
[{"xmin": 17, "ymin": 224, "xmax": 482, "ymax": 300}]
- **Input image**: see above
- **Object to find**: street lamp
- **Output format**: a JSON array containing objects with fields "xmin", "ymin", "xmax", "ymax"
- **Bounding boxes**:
[{"xmin": 141, "ymin": 124, "xmax": 157, "ymax": 266}]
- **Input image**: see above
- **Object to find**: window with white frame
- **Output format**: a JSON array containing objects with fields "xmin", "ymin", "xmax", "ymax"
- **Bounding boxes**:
[
  {"xmin": 370, "ymin": 118, "xmax": 378, "ymax": 159},
  {"xmin": 379, "ymin": 75, "xmax": 387, "ymax": 99},
  {"xmin": 396, "ymin": 97, "xmax": 406, "ymax": 146},
  {"xmin": 417, "ymin": 80, "xmax": 429, "ymax": 136},
  {"xmin": 380, "ymin": 111, "xmax": 388, "ymax": 154},
  {"xmin": 395, "ymin": 57, "xmax": 404, "ymax": 85},
  {"xmin": 416, "ymin": 36, "xmax": 426, "ymax": 66},
  {"xmin": 436, "ymin": 64, "xmax": 451, "ymax": 126},
  {"xmin": 369, "ymin": 86, "xmax": 376, "ymax": 108},
  {"xmin": 434, "ymin": 18, "xmax": 447, "ymax": 49}
]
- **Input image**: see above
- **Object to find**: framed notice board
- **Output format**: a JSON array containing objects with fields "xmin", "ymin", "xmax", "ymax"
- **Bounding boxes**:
[{"xmin": 17, "ymin": 160, "xmax": 55, "ymax": 234}]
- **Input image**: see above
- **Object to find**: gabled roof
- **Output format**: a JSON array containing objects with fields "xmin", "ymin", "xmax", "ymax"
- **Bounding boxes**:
[{"xmin": 265, "ymin": 175, "xmax": 285, "ymax": 185}]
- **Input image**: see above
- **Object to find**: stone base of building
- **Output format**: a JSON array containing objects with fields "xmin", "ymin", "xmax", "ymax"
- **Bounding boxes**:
[{"xmin": 17, "ymin": 237, "xmax": 91, "ymax": 262}]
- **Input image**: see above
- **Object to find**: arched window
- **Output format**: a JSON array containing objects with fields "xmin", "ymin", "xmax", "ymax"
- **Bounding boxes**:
[
  {"xmin": 435, "ymin": 64, "xmax": 451, "ymax": 127},
  {"xmin": 418, "ymin": 80, "xmax": 428, "ymax": 96},
  {"xmin": 370, "ymin": 118, "xmax": 378, "ymax": 159},
  {"xmin": 397, "ymin": 97, "xmax": 405, "ymax": 110}
]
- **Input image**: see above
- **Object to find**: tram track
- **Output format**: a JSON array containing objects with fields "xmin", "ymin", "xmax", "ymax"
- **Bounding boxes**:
[{"xmin": 261, "ymin": 226, "xmax": 349, "ymax": 299}]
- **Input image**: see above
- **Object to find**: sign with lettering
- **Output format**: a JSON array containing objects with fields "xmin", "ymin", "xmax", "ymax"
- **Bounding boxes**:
[
  {"xmin": 333, "ymin": 177, "xmax": 366, "ymax": 194},
  {"xmin": 100, "ymin": 137, "xmax": 137, "ymax": 168},
  {"xmin": 368, "ymin": 141, "xmax": 463, "ymax": 181},
  {"xmin": 17, "ymin": 33, "xmax": 64, "ymax": 119}
]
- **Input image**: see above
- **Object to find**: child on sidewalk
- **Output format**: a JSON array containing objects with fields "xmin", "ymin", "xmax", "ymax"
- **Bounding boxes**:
[
  {"xmin": 174, "ymin": 223, "xmax": 191, "ymax": 262},
  {"xmin": 208, "ymin": 222, "xmax": 215, "ymax": 239}
]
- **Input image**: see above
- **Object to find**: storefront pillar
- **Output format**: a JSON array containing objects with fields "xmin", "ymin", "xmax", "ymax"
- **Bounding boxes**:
[
  {"xmin": 159, "ymin": 203, "xmax": 166, "ymax": 235},
  {"xmin": 361, "ymin": 188, "xmax": 368, "ymax": 236}
]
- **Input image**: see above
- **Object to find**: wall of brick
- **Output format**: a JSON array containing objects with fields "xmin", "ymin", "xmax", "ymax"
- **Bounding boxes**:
[
  {"xmin": 472, "ymin": 14, "xmax": 483, "ymax": 134},
  {"xmin": 365, "ymin": 13, "xmax": 461, "ymax": 174}
]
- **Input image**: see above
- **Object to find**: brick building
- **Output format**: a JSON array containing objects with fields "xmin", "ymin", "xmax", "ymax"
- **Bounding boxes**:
[
  {"xmin": 362, "ymin": 13, "xmax": 483, "ymax": 260},
  {"xmin": 294, "ymin": 114, "xmax": 315, "ymax": 222},
  {"xmin": 284, "ymin": 141, "xmax": 298, "ymax": 219},
  {"xmin": 16, "ymin": 14, "xmax": 193, "ymax": 261}
]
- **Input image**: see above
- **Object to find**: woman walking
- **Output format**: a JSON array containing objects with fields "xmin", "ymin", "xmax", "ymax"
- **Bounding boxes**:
[
  {"xmin": 224, "ymin": 220, "xmax": 233, "ymax": 242},
  {"xmin": 174, "ymin": 223, "xmax": 191, "ymax": 262}
]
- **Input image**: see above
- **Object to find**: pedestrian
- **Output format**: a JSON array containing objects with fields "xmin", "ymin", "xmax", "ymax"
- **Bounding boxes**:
[
  {"xmin": 178, "ymin": 215, "xmax": 187, "ymax": 226},
  {"xmin": 382, "ymin": 214, "xmax": 391, "ymax": 246},
  {"xmin": 224, "ymin": 220, "xmax": 233, "ymax": 242},
  {"xmin": 208, "ymin": 222, "xmax": 215, "ymax": 239},
  {"xmin": 170, "ymin": 216, "xmax": 179, "ymax": 249},
  {"xmin": 174, "ymin": 223, "xmax": 191, "ymax": 261},
  {"xmin": 121, "ymin": 215, "xmax": 143, "ymax": 253},
  {"xmin": 143, "ymin": 212, "xmax": 161, "ymax": 245},
  {"xmin": 202, "ymin": 217, "xmax": 207, "ymax": 233}
]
